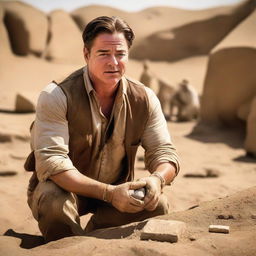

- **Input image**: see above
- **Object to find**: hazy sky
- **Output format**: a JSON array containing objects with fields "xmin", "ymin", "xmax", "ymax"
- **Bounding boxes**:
[{"xmin": 16, "ymin": 0, "xmax": 244, "ymax": 12}]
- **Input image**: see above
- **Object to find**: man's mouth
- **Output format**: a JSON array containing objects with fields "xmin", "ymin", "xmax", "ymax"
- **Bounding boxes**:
[{"xmin": 105, "ymin": 71, "xmax": 119, "ymax": 74}]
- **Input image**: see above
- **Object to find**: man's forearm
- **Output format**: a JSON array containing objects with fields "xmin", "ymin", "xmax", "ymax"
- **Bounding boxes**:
[
  {"xmin": 50, "ymin": 169, "xmax": 148, "ymax": 213},
  {"xmin": 50, "ymin": 169, "xmax": 110, "ymax": 201},
  {"xmin": 151, "ymin": 162, "xmax": 177, "ymax": 186}
]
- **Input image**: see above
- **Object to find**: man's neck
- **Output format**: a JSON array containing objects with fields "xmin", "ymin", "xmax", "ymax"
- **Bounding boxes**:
[
  {"xmin": 92, "ymin": 80, "xmax": 121, "ymax": 119},
  {"xmin": 94, "ymin": 83, "xmax": 118, "ymax": 100}
]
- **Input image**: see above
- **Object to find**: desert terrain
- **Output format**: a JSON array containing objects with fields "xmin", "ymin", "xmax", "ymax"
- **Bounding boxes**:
[{"xmin": 0, "ymin": 1, "xmax": 256, "ymax": 255}]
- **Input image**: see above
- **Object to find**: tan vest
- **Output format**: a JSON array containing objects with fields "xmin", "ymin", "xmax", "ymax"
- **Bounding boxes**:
[{"xmin": 25, "ymin": 68, "xmax": 149, "ymax": 185}]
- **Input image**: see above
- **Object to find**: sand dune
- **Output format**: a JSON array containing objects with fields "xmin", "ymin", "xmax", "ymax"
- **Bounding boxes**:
[
  {"xmin": 72, "ymin": 0, "xmax": 255, "ymax": 61},
  {"xmin": 131, "ymin": 0, "xmax": 256, "ymax": 61}
]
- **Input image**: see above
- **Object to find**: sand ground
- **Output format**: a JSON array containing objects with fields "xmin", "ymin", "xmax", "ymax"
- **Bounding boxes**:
[{"xmin": 0, "ymin": 111, "xmax": 255, "ymax": 255}]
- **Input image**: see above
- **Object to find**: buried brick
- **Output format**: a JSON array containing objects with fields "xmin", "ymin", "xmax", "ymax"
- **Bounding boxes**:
[
  {"xmin": 140, "ymin": 219, "xmax": 186, "ymax": 243},
  {"xmin": 209, "ymin": 225, "xmax": 230, "ymax": 234}
]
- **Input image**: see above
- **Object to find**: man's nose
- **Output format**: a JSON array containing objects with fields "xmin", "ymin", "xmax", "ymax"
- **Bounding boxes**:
[{"xmin": 109, "ymin": 55, "xmax": 118, "ymax": 65}]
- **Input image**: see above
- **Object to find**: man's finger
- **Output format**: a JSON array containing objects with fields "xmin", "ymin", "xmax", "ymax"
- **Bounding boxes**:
[
  {"xmin": 129, "ymin": 196, "xmax": 145, "ymax": 207},
  {"xmin": 129, "ymin": 181, "xmax": 146, "ymax": 190},
  {"xmin": 144, "ymin": 194, "xmax": 159, "ymax": 209},
  {"xmin": 143, "ymin": 186, "xmax": 155, "ymax": 204}
]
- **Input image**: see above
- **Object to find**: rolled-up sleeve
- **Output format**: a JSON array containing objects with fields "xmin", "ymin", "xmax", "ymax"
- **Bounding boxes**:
[
  {"xmin": 32, "ymin": 83, "xmax": 76, "ymax": 181},
  {"xmin": 141, "ymin": 87, "xmax": 180, "ymax": 174}
]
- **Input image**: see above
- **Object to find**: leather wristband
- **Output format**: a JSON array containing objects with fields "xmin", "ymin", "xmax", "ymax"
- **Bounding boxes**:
[
  {"xmin": 150, "ymin": 172, "xmax": 166, "ymax": 189},
  {"xmin": 102, "ymin": 184, "xmax": 109, "ymax": 202}
]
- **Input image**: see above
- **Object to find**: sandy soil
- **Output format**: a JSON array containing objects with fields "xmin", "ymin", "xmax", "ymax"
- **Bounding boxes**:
[{"xmin": 0, "ymin": 112, "xmax": 255, "ymax": 255}]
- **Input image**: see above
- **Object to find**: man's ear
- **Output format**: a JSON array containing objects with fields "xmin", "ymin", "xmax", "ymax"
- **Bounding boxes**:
[{"xmin": 83, "ymin": 47, "xmax": 90, "ymax": 63}]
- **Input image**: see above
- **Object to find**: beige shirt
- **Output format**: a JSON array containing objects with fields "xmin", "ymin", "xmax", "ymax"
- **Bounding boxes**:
[{"xmin": 32, "ymin": 67, "xmax": 180, "ymax": 183}]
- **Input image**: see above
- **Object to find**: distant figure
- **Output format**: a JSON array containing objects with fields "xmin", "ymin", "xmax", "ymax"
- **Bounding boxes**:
[
  {"xmin": 139, "ymin": 60, "xmax": 153, "ymax": 89},
  {"xmin": 170, "ymin": 79, "xmax": 200, "ymax": 121},
  {"xmin": 157, "ymin": 78, "xmax": 175, "ymax": 119}
]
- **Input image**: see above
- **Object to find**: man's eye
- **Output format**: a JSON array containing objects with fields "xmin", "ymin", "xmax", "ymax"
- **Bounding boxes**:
[{"xmin": 117, "ymin": 53, "xmax": 126, "ymax": 56}]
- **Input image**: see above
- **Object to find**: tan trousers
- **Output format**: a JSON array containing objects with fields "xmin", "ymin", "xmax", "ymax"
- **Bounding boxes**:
[{"xmin": 27, "ymin": 180, "xmax": 169, "ymax": 242}]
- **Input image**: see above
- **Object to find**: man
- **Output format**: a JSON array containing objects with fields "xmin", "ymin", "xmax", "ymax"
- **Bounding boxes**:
[{"xmin": 25, "ymin": 16, "xmax": 180, "ymax": 242}]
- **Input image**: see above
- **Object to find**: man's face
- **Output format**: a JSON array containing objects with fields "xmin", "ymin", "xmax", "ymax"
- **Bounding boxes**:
[{"xmin": 84, "ymin": 32, "xmax": 129, "ymax": 88}]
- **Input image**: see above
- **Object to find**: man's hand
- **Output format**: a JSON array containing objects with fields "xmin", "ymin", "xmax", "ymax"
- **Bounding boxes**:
[
  {"xmin": 109, "ymin": 180, "xmax": 147, "ymax": 213},
  {"xmin": 138, "ymin": 176, "xmax": 162, "ymax": 211}
]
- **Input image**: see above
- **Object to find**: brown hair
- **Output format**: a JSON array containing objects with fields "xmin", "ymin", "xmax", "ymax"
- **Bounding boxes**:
[{"xmin": 82, "ymin": 16, "xmax": 135, "ymax": 50}]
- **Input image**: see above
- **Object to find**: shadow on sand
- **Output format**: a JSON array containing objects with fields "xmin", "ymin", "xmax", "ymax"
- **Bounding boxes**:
[
  {"xmin": 3, "ymin": 221, "xmax": 147, "ymax": 248},
  {"xmin": 4, "ymin": 229, "xmax": 45, "ymax": 249},
  {"xmin": 233, "ymin": 154, "xmax": 256, "ymax": 163},
  {"xmin": 186, "ymin": 122, "xmax": 246, "ymax": 149},
  {"xmin": 86, "ymin": 220, "xmax": 147, "ymax": 239}
]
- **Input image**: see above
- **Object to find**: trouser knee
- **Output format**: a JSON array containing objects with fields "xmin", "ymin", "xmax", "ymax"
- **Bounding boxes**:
[
  {"xmin": 29, "ymin": 180, "xmax": 83, "ymax": 242},
  {"xmin": 32, "ymin": 181, "xmax": 74, "ymax": 220}
]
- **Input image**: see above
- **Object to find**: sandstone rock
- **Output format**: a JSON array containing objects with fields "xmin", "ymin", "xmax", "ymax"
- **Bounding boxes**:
[
  {"xmin": 15, "ymin": 92, "xmax": 38, "ymax": 113},
  {"xmin": 0, "ymin": 4, "xmax": 12, "ymax": 57},
  {"xmin": 140, "ymin": 219, "xmax": 186, "ymax": 243},
  {"xmin": 189, "ymin": 236, "xmax": 196, "ymax": 241},
  {"xmin": 251, "ymin": 214, "xmax": 256, "ymax": 219},
  {"xmin": 184, "ymin": 168, "xmax": 220, "ymax": 178},
  {"xmin": 237, "ymin": 99, "xmax": 253, "ymax": 121},
  {"xmin": 157, "ymin": 78, "xmax": 175, "ymax": 118},
  {"xmin": 244, "ymin": 96, "xmax": 256, "ymax": 157},
  {"xmin": 0, "ymin": 170, "xmax": 17, "ymax": 177},
  {"xmin": 184, "ymin": 171, "xmax": 208, "ymax": 178},
  {"xmin": 217, "ymin": 214, "xmax": 234, "ymax": 220},
  {"xmin": 209, "ymin": 225, "xmax": 230, "ymax": 234},
  {"xmin": 45, "ymin": 10, "xmax": 84, "ymax": 64},
  {"xmin": 201, "ymin": 8, "xmax": 256, "ymax": 125},
  {"xmin": 3, "ymin": 1, "xmax": 48, "ymax": 56}
]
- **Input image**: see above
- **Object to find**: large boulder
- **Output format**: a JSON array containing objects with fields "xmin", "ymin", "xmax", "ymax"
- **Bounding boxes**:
[
  {"xmin": 2, "ymin": 1, "xmax": 48, "ymax": 56},
  {"xmin": 201, "ymin": 9, "xmax": 256, "ymax": 125},
  {"xmin": 244, "ymin": 96, "xmax": 256, "ymax": 157},
  {"xmin": 44, "ymin": 10, "xmax": 84, "ymax": 64},
  {"xmin": 0, "ymin": 4, "xmax": 12, "ymax": 57}
]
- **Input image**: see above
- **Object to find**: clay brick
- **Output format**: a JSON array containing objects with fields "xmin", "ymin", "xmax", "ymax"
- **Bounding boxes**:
[
  {"xmin": 140, "ymin": 219, "xmax": 186, "ymax": 243},
  {"xmin": 209, "ymin": 225, "xmax": 230, "ymax": 234}
]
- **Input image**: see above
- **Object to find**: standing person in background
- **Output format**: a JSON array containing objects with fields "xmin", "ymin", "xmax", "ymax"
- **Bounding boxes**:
[{"xmin": 25, "ymin": 16, "xmax": 180, "ymax": 242}]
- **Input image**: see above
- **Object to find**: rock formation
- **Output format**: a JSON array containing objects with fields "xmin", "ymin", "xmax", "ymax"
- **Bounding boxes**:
[
  {"xmin": 44, "ymin": 10, "xmax": 84, "ymax": 64},
  {"xmin": 2, "ymin": 1, "xmax": 48, "ymax": 56}
]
